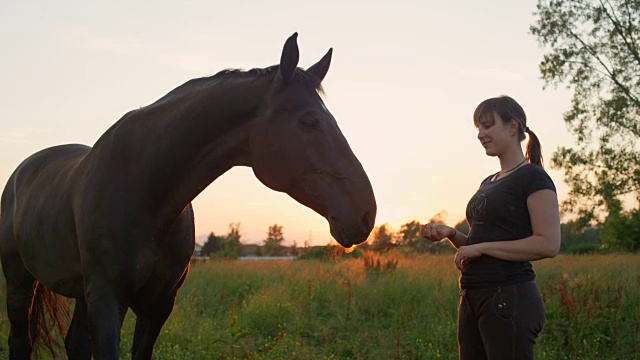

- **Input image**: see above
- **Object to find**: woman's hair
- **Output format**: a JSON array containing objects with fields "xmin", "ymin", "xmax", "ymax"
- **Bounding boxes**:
[{"xmin": 473, "ymin": 95, "xmax": 543, "ymax": 167}]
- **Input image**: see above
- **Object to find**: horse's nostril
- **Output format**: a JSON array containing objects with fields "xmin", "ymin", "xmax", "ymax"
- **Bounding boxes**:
[{"xmin": 361, "ymin": 211, "xmax": 373, "ymax": 231}]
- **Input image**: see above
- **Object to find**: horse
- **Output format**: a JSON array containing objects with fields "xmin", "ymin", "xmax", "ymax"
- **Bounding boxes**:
[{"xmin": 0, "ymin": 33, "xmax": 377, "ymax": 359}]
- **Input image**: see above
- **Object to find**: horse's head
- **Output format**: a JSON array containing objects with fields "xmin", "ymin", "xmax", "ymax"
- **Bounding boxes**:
[{"xmin": 249, "ymin": 33, "xmax": 376, "ymax": 248}]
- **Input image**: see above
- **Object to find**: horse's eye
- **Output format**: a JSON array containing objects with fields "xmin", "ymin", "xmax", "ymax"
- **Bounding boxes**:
[{"xmin": 299, "ymin": 117, "xmax": 319, "ymax": 129}]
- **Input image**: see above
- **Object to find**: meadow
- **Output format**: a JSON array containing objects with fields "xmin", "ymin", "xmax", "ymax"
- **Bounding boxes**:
[{"xmin": 0, "ymin": 253, "xmax": 638, "ymax": 359}]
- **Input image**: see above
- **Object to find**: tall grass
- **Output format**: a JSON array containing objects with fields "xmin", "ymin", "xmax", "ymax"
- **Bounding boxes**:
[{"xmin": 0, "ymin": 254, "xmax": 638, "ymax": 359}]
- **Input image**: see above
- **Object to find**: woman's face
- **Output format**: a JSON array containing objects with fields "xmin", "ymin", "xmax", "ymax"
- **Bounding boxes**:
[{"xmin": 476, "ymin": 113, "xmax": 516, "ymax": 157}]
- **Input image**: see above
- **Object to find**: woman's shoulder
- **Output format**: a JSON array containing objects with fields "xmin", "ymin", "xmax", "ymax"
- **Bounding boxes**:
[
  {"xmin": 521, "ymin": 163, "xmax": 545, "ymax": 173},
  {"xmin": 518, "ymin": 164, "xmax": 556, "ymax": 193},
  {"xmin": 520, "ymin": 163, "xmax": 551, "ymax": 178}
]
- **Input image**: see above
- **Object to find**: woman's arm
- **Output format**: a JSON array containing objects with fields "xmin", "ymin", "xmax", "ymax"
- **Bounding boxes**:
[
  {"xmin": 421, "ymin": 223, "xmax": 468, "ymax": 249},
  {"xmin": 447, "ymin": 227, "xmax": 468, "ymax": 249},
  {"xmin": 456, "ymin": 189, "xmax": 560, "ymax": 266}
]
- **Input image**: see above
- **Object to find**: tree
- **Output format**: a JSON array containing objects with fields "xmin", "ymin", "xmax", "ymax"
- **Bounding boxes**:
[
  {"xmin": 217, "ymin": 222, "xmax": 242, "ymax": 258},
  {"xmin": 200, "ymin": 232, "xmax": 220, "ymax": 256},
  {"xmin": 429, "ymin": 210, "xmax": 448, "ymax": 224},
  {"xmin": 601, "ymin": 199, "xmax": 640, "ymax": 252},
  {"xmin": 560, "ymin": 220, "xmax": 604, "ymax": 253},
  {"xmin": 368, "ymin": 224, "xmax": 396, "ymax": 252},
  {"xmin": 290, "ymin": 240, "xmax": 299, "ymax": 257},
  {"xmin": 530, "ymin": 0, "xmax": 640, "ymax": 227},
  {"xmin": 397, "ymin": 220, "xmax": 429, "ymax": 253},
  {"xmin": 263, "ymin": 224, "xmax": 286, "ymax": 256}
]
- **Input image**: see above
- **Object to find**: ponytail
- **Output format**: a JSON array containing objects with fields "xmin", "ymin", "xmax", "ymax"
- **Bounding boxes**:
[{"xmin": 525, "ymin": 128, "xmax": 543, "ymax": 167}]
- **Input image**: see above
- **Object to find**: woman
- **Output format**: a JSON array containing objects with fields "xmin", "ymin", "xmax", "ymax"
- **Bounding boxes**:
[{"xmin": 421, "ymin": 95, "xmax": 560, "ymax": 359}]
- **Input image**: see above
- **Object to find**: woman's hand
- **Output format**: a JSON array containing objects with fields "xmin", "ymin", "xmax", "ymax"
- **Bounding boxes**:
[
  {"xmin": 454, "ymin": 244, "xmax": 483, "ymax": 271},
  {"xmin": 421, "ymin": 223, "xmax": 455, "ymax": 242}
]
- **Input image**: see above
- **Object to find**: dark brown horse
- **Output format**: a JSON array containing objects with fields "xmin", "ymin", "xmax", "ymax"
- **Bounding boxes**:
[{"xmin": 0, "ymin": 33, "xmax": 376, "ymax": 359}]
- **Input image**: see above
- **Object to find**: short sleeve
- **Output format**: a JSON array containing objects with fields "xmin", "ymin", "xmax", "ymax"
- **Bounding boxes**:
[{"xmin": 521, "ymin": 165, "xmax": 556, "ymax": 197}]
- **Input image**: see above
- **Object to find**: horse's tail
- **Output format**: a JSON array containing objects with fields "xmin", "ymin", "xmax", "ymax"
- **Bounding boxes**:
[{"xmin": 28, "ymin": 281, "xmax": 71, "ymax": 357}]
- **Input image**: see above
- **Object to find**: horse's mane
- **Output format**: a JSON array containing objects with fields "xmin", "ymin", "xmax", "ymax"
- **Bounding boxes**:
[
  {"xmin": 151, "ymin": 65, "xmax": 323, "ymax": 107},
  {"xmin": 213, "ymin": 65, "xmax": 280, "ymax": 82},
  {"xmin": 211, "ymin": 65, "xmax": 324, "ymax": 94}
]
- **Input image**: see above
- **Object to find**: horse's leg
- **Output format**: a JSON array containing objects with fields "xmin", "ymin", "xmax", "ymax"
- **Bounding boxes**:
[
  {"xmin": 64, "ymin": 297, "xmax": 91, "ymax": 360},
  {"xmin": 130, "ymin": 268, "xmax": 189, "ymax": 360},
  {"xmin": 1, "ymin": 254, "xmax": 37, "ymax": 360},
  {"xmin": 84, "ymin": 277, "xmax": 128, "ymax": 360},
  {"xmin": 131, "ymin": 206, "xmax": 194, "ymax": 360},
  {"xmin": 130, "ymin": 294, "xmax": 177, "ymax": 360}
]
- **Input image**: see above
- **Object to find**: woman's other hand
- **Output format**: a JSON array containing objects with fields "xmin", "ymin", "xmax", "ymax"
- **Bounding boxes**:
[{"xmin": 454, "ymin": 244, "xmax": 482, "ymax": 271}]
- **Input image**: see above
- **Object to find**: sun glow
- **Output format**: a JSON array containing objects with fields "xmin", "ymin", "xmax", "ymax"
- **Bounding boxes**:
[{"xmin": 0, "ymin": 1, "xmax": 575, "ymax": 250}]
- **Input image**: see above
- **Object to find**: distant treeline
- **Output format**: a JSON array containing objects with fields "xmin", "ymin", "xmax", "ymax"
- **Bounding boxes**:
[
  {"xmin": 366, "ymin": 211, "xmax": 639, "ymax": 255},
  {"xmin": 198, "ymin": 208, "xmax": 640, "ymax": 259}
]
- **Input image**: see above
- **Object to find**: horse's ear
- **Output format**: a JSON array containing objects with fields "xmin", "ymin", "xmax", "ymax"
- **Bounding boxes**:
[
  {"xmin": 278, "ymin": 33, "xmax": 299, "ymax": 83},
  {"xmin": 307, "ymin": 48, "xmax": 332, "ymax": 83}
]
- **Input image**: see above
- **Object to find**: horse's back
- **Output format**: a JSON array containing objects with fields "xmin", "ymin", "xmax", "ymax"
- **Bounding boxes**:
[
  {"xmin": 0, "ymin": 144, "xmax": 91, "ymax": 297},
  {"xmin": 12, "ymin": 143, "xmax": 89, "ymax": 185},
  {"xmin": 2, "ymin": 144, "xmax": 90, "ymax": 224}
]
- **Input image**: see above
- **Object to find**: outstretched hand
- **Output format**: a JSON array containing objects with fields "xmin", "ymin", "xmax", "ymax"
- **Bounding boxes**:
[{"xmin": 421, "ymin": 223, "xmax": 455, "ymax": 242}]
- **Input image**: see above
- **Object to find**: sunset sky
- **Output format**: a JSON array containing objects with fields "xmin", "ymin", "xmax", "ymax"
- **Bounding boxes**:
[{"xmin": 1, "ymin": 0, "xmax": 575, "ymax": 246}]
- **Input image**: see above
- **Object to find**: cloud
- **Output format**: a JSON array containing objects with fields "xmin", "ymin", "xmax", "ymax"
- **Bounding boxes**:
[
  {"xmin": 457, "ymin": 68, "xmax": 524, "ymax": 82},
  {"xmin": 67, "ymin": 25, "xmax": 142, "ymax": 55},
  {"xmin": 1, "ymin": 127, "xmax": 49, "ymax": 144}
]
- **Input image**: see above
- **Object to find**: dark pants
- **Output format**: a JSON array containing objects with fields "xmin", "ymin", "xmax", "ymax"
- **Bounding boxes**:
[{"xmin": 458, "ymin": 281, "xmax": 545, "ymax": 360}]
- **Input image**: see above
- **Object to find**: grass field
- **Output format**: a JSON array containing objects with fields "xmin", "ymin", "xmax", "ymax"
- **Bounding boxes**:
[{"xmin": 1, "ymin": 254, "xmax": 638, "ymax": 359}]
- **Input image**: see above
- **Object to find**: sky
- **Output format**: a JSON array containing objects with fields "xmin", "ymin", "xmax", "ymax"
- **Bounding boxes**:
[{"xmin": 0, "ymin": 0, "xmax": 576, "ymax": 246}]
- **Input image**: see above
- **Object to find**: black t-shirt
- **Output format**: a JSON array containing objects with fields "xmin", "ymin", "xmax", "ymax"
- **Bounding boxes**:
[{"xmin": 461, "ymin": 164, "xmax": 556, "ymax": 289}]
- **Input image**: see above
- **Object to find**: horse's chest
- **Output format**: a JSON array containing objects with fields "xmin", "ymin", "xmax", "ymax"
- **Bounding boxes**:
[{"xmin": 130, "ymin": 244, "xmax": 191, "ymax": 301}]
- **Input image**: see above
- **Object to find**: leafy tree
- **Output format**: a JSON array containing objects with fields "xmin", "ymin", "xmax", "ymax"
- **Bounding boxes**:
[
  {"xmin": 255, "ymin": 246, "xmax": 263, "ymax": 257},
  {"xmin": 200, "ymin": 232, "xmax": 220, "ymax": 256},
  {"xmin": 368, "ymin": 224, "xmax": 396, "ymax": 252},
  {"xmin": 397, "ymin": 220, "xmax": 429, "ymax": 253},
  {"xmin": 429, "ymin": 210, "xmax": 448, "ymax": 225},
  {"xmin": 560, "ymin": 221, "xmax": 604, "ymax": 253},
  {"xmin": 602, "ymin": 199, "xmax": 640, "ymax": 252},
  {"xmin": 530, "ymin": 0, "xmax": 640, "ymax": 226},
  {"xmin": 290, "ymin": 240, "xmax": 299, "ymax": 257},
  {"xmin": 263, "ymin": 224, "xmax": 286, "ymax": 256},
  {"xmin": 217, "ymin": 222, "xmax": 242, "ymax": 258}
]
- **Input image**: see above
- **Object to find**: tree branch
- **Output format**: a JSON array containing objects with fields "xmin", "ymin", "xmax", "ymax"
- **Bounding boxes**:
[
  {"xmin": 563, "ymin": 59, "xmax": 611, "ymax": 78},
  {"xmin": 623, "ymin": 1, "xmax": 639, "ymax": 59},
  {"xmin": 601, "ymin": 0, "xmax": 640, "ymax": 68},
  {"xmin": 567, "ymin": 27, "xmax": 640, "ymax": 107}
]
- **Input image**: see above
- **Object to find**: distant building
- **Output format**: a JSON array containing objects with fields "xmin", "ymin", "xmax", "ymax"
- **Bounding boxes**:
[{"xmin": 241, "ymin": 243, "xmax": 259, "ymax": 256}]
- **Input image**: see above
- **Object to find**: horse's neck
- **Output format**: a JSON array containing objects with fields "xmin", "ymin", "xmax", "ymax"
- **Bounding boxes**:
[{"xmin": 110, "ymin": 77, "xmax": 268, "ymax": 230}]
